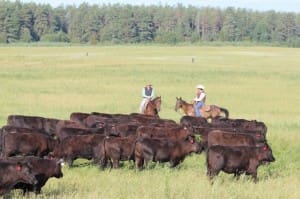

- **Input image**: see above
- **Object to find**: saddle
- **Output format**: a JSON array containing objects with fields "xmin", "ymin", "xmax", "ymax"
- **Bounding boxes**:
[{"xmin": 201, "ymin": 105, "xmax": 211, "ymax": 112}]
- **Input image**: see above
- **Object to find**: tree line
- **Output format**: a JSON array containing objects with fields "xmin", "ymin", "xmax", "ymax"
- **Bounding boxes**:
[{"xmin": 0, "ymin": 1, "xmax": 300, "ymax": 46}]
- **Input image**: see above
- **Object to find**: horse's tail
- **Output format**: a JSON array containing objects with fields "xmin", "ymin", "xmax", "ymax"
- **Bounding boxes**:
[{"xmin": 220, "ymin": 107, "xmax": 229, "ymax": 118}]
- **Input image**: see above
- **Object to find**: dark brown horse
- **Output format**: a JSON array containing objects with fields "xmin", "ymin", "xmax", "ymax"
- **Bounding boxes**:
[
  {"xmin": 143, "ymin": 96, "xmax": 162, "ymax": 118},
  {"xmin": 175, "ymin": 97, "xmax": 229, "ymax": 119}
]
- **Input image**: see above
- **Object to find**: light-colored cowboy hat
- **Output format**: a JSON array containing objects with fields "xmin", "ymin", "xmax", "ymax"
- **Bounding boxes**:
[{"xmin": 196, "ymin": 84, "xmax": 205, "ymax": 90}]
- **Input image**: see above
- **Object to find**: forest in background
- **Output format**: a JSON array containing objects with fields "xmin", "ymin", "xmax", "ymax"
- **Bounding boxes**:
[{"xmin": 0, "ymin": 1, "xmax": 300, "ymax": 46}]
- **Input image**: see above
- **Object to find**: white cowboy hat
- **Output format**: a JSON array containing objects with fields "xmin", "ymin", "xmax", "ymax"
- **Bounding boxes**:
[{"xmin": 196, "ymin": 84, "xmax": 205, "ymax": 90}]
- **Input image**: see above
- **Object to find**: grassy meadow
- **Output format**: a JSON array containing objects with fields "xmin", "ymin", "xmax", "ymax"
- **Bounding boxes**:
[{"xmin": 0, "ymin": 45, "xmax": 299, "ymax": 198}]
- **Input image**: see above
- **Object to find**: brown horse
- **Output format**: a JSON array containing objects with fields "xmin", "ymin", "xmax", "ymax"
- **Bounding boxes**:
[
  {"xmin": 175, "ymin": 97, "xmax": 229, "ymax": 119},
  {"xmin": 143, "ymin": 96, "xmax": 162, "ymax": 118}
]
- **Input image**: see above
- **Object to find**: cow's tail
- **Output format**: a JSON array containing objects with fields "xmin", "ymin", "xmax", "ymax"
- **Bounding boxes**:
[
  {"xmin": 100, "ymin": 137, "xmax": 108, "ymax": 169},
  {"xmin": 129, "ymin": 138, "xmax": 139, "ymax": 161},
  {"xmin": 205, "ymin": 147, "xmax": 211, "ymax": 176},
  {"xmin": 220, "ymin": 107, "xmax": 229, "ymax": 118}
]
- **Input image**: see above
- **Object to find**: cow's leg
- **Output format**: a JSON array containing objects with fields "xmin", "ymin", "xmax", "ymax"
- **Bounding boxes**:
[
  {"xmin": 111, "ymin": 152, "xmax": 121, "ymax": 168},
  {"xmin": 35, "ymin": 187, "xmax": 42, "ymax": 194},
  {"xmin": 143, "ymin": 153, "xmax": 153, "ymax": 169},
  {"xmin": 246, "ymin": 171, "xmax": 258, "ymax": 183},
  {"xmin": 135, "ymin": 157, "xmax": 143, "ymax": 170},
  {"xmin": 100, "ymin": 157, "xmax": 107, "ymax": 169},
  {"xmin": 247, "ymin": 161, "xmax": 259, "ymax": 183},
  {"xmin": 208, "ymin": 169, "xmax": 220, "ymax": 182},
  {"xmin": 143, "ymin": 158, "xmax": 150, "ymax": 168},
  {"xmin": 66, "ymin": 157, "xmax": 73, "ymax": 167},
  {"xmin": 169, "ymin": 159, "xmax": 180, "ymax": 168},
  {"xmin": 107, "ymin": 159, "xmax": 113, "ymax": 168},
  {"xmin": 234, "ymin": 172, "xmax": 241, "ymax": 180},
  {"xmin": 206, "ymin": 161, "xmax": 221, "ymax": 182},
  {"xmin": 112, "ymin": 159, "xmax": 120, "ymax": 168}
]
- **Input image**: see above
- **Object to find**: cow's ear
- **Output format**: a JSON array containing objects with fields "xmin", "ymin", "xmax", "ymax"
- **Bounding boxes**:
[{"xmin": 16, "ymin": 163, "xmax": 22, "ymax": 171}]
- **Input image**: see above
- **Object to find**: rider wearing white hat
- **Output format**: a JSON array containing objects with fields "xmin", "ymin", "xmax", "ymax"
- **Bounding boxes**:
[
  {"xmin": 139, "ymin": 83, "xmax": 155, "ymax": 113},
  {"xmin": 193, "ymin": 84, "xmax": 206, "ymax": 117}
]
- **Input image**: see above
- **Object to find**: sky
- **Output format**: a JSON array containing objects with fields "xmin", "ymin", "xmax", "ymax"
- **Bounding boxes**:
[{"xmin": 18, "ymin": 0, "xmax": 300, "ymax": 13}]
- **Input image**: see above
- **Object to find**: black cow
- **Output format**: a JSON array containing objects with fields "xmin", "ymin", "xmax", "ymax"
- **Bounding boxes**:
[
  {"xmin": 70, "ymin": 112, "xmax": 91, "ymax": 125},
  {"xmin": 180, "ymin": 116, "xmax": 208, "ymax": 128},
  {"xmin": 194, "ymin": 126, "xmax": 265, "ymax": 145},
  {"xmin": 7, "ymin": 115, "xmax": 60, "ymax": 138},
  {"xmin": 102, "ymin": 136, "xmax": 136, "ymax": 168},
  {"xmin": 57, "ymin": 127, "xmax": 105, "ymax": 141},
  {"xmin": 134, "ymin": 137, "xmax": 202, "ymax": 169},
  {"xmin": 136, "ymin": 125, "xmax": 194, "ymax": 140},
  {"xmin": 55, "ymin": 120, "xmax": 85, "ymax": 136},
  {"xmin": 205, "ymin": 130, "xmax": 266, "ymax": 149},
  {"xmin": 104, "ymin": 122, "xmax": 140, "ymax": 137},
  {"xmin": 52, "ymin": 134, "xmax": 106, "ymax": 166},
  {"xmin": 0, "ymin": 161, "xmax": 37, "ymax": 196},
  {"xmin": 7, "ymin": 115, "xmax": 44, "ymax": 129},
  {"xmin": 206, "ymin": 144, "xmax": 275, "ymax": 182},
  {"xmin": 129, "ymin": 113, "xmax": 176, "ymax": 126},
  {"xmin": 211, "ymin": 118, "xmax": 267, "ymax": 134},
  {"xmin": 1, "ymin": 128, "xmax": 57, "ymax": 158},
  {"xmin": 10, "ymin": 156, "xmax": 64, "ymax": 194}
]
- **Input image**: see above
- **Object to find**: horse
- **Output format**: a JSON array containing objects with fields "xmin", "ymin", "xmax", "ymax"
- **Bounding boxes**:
[
  {"xmin": 174, "ymin": 97, "xmax": 229, "ymax": 119},
  {"xmin": 143, "ymin": 96, "xmax": 162, "ymax": 118}
]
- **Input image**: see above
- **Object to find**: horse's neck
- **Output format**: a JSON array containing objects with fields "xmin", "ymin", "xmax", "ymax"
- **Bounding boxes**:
[
  {"xmin": 182, "ymin": 100, "xmax": 192, "ymax": 107},
  {"xmin": 181, "ymin": 100, "xmax": 194, "ymax": 115},
  {"xmin": 145, "ymin": 101, "xmax": 158, "ymax": 116},
  {"xmin": 146, "ymin": 101, "xmax": 154, "ymax": 111}
]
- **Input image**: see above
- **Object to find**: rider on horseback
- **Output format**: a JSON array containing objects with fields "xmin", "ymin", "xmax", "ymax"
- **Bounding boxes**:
[
  {"xmin": 193, "ymin": 84, "xmax": 206, "ymax": 117},
  {"xmin": 139, "ymin": 83, "xmax": 155, "ymax": 113}
]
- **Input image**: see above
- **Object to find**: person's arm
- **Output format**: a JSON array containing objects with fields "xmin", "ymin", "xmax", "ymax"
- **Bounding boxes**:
[
  {"xmin": 194, "ymin": 93, "xmax": 205, "ymax": 101},
  {"xmin": 198, "ymin": 93, "xmax": 206, "ymax": 101}
]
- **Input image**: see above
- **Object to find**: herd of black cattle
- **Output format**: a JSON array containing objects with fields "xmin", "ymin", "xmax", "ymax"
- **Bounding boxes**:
[{"xmin": 0, "ymin": 112, "xmax": 275, "ymax": 196}]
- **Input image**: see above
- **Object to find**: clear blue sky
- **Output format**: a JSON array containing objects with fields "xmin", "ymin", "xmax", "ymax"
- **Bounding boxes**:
[{"xmin": 19, "ymin": 0, "xmax": 300, "ymax": 13}]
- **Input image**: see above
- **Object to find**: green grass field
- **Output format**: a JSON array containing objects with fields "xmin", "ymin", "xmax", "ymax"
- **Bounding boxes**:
[{"xmin": 0, "ymin": 46, "xmax": 299, "ymax": 198}]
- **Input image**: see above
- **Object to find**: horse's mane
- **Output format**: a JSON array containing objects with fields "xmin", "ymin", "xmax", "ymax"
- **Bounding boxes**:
[
  {"xmin": 151, "ymin": 96, "xmax": 161, "ymax": 102},
  {"xmin": 179, "ymin": 97, "xmax": 190, "ymax": 105}
]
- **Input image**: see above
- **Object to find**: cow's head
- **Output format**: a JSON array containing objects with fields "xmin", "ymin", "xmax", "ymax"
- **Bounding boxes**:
[
  {"xmin": 186, "ymin": 136, "xmax": 203, "ymax": 154},
  {"xmin": 259, "ymin": 143, "xmax": 275, "ymax": 164},
  {"xmin": 15, "ymin": 162, "xmax": 38, "ymax": 185}
]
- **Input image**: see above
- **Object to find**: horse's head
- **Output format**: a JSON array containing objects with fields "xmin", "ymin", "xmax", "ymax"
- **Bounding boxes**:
[
  {"xmin": 152, "ymin": 96, "xmax": 161, "ymax": 112},
  {"xmin": 175, "ymin": 97, "xmax": 183, "ymax": 112}
]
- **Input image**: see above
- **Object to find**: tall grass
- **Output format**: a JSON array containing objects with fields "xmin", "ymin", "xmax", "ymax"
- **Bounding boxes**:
[{"xmin": 0, "ymin": 46, "xmax": 299, "ymax": 198}]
